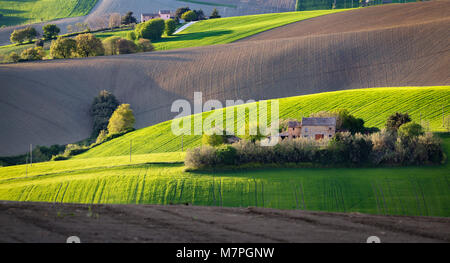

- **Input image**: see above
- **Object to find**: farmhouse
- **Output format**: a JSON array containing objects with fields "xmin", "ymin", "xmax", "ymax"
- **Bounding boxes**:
[
  {"xmin": 141, "ymin": 10, "xmax": 174, "ymax": 22},
  {"xmin": 284, "ymin": 117, "xmax": 336, "ymax": 140}
]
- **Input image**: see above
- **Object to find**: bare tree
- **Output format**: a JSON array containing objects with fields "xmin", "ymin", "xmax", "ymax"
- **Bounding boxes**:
[
  {"xmin": 66, "ymin": 25, "xmax": 73, "ymax": 33},
  {"xmin": 87, "ymin": 15, "xmax": 109, "ymax": 31},
  {"xmin": 109, "ymin": 13, "xmax": 122, "ymax": 30}
]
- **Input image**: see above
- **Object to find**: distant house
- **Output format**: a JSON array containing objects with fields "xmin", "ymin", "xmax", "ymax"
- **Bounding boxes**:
[
  {"xmin": 286, "ymin": 117, "xmax": 336, "ymax": 140},
  {"xmin": 141, "ymin": 10, "xmax": 174, "ymax": 22}
]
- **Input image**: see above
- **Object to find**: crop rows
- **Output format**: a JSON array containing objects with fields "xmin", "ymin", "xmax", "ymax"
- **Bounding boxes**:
[{"xmin": 1, "ymin": 157, "xmax": 449, "ymax": 216}]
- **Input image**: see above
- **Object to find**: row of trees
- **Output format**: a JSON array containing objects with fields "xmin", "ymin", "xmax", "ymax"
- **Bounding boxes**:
[
  {"xmin": 188, "ymin": 113, "xmax": 443, "ymax": 169},
  {"xmin": 10, "ymin": 24, "xmax": 61, "ymax": 44},
  {"xmin": 175, "ymin": 7, "xmax": 221, "ymax": 22}
]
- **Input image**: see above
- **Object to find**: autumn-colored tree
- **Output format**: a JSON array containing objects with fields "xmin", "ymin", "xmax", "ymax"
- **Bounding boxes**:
[
  {"xmin": 107, "ymin": 104, "xmax": 136, "ymax": 135},
  {"xmin": 20, "ymin": 47, "xmax": 45, "ymax": 61}
]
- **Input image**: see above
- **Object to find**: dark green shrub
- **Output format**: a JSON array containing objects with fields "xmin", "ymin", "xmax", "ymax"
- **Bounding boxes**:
[
  {"xmin": 216, "ymin": 145, "xmax": 237, "ymax": 165},
  {"xmin": 122, "ymin": 11, "xmax": 137, "ymax": 25},
  {"xmin": 90, "ymin": 90, "xmax": 120, "ymax": 137},
  {"xmin": 136, "ymin": 19, "xmax": 165, "ymax": 41},
  {"xmin": 165, "ymin": 19, "xmax": 176, "ymax": 36},
  {"xmin": 398, "ymin": 122, "xmax": 424, "ymax": 138},
  {"xmin": 386, "ymin": 112, "xmax": 411, "ymax": 132},
  {"xmin": 51, "ymin": 155, "xmax": 69, "ymax": 161},
  {"xmin": 127, "ymin": 31, "xmax": 137, "ymax": 41},
  {"xmin": 43, "ymin": 24, "xmax": 60, "ymax": 39}
]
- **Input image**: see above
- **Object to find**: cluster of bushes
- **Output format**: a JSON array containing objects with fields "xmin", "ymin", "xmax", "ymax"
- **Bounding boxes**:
[
  {"xmin": 186, "ymin": 131, "xmax": 444, "ymax": 169},
  {"xmin": 186, "ymin": 112, "xmax": 445, "ymax": 169}
]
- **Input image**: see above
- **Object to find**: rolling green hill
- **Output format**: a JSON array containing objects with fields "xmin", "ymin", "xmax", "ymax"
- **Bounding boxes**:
[
  {"xmin": 0, "ymin": 134, "xmax": 448, "ymax": 217},
  {"xmin": 0, "ymin": 0, "xmax": 98, "ymax": 26},
  {"xmin": 95, "ymin": 10, "xmax": 349, "ymax": 51},
  {"xmin": 76, "ymin": 86, "xmax": 450, "ymax": 159},
  {"xmin": 0, "ymin": 87, "xmax": 448, "ymax": 216}
]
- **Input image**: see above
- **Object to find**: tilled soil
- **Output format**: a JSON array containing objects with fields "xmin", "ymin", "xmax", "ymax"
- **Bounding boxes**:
[{"xmin": 0, "ymin": 201, "xmax": 449, "ymax": 243}]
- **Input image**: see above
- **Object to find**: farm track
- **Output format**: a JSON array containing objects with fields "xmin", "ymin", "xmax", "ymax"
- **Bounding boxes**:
[
  {"xmin": 1, "ymin": 1, "xmax": 449, "ymax": 155},
  {"xmin": 0, "ymin": 201, "xmax": 449, "ymax": 242}
]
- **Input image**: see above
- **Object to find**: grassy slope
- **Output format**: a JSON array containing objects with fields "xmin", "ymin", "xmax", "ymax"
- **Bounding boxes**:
[
  {"xmin": 76, "ymin": 86, "xmax": 450, "ymax": 158},
  {"xmin": 0, "ymin": 0, "xmax": 97, "ymax": 27},
  {"xmin": 95, "ymin": 10, "xmax": 349, "ymax": 51},
  {"xmin": 0, "ymin": 135, "xmax": 448, "ymax": 217}
]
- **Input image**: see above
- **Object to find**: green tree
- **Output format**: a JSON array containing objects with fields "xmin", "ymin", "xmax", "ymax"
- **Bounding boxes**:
[
  {"xmin": 135, "ymin": 19, "xmax": 165, "ymax": 41},
  {"xmin": 107, "ymin": 104, "xmax": 136, "ymax": 135},
  {"xmin": 50, "ymin": 37, "xmax": 76, "ymax": 58},
  {"xmin": 90, "ymin": 90, "xmax": 120, "ymax": 137},
  {"xmin": 175, "ymin": 7, "xmax": 191, "ymax": 20},
  {"xmin": 42, "ymin": 24, "xmax": 60, "ymax": 39},
  {"xmin": 182, "ymin": 11, "xmax": 198, "ymax": 22},
  {"xmin": 202, "ymin": 133, "xmax": 224, "ymax": 146},
  {"xmin": 75, "ymin": 33, "xmax": 104, "ymax": 57},
  {"xmin": 194, "ymin": 10, "xmax": 205, "ymax": 20},
  {"xmin": 10, "ymin": 27, "xmax": 37, "ymax": 44},
  {"xmin": 22, "ymin": 27, "xmax": 38, "ymax": 42},
  {"xmin": 386, "ymin": 112, "xmax": 411, "ymax": 132},
  {"xmin": 165, "ymin": 19, "xmax": 176, "ymax": 36},
  {"xmin": 20, "ymin": 47, "xmax": 45, "ymax": 61},
  {"xmin": 210, "ymin": 8, "xmax": 221, "ymax": 19},
  {"xmin": 126, "ymin": 31, "xmax": 137, "ymax": 41},
  {"xmin": 398, "ymin": 122, "xmax": 424, "ymax": 138},
  {"xmin": 10, "ymin": 29, "xmax": 26, "ymax": 44},
  {"xmin": 122, "ymin": 11, "xmax": 137, "ymax": 25}
]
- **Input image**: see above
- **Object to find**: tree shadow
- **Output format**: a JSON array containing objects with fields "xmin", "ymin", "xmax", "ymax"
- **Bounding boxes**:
[
  {"xmin": 0, "ymin": 15, "xmax": 28, "ymax": 27},
  {"xmin": 154, "ymin": 29, "xmax": 233, "ymax": 44}
]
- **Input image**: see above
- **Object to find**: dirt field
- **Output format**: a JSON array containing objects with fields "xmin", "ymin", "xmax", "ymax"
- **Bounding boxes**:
[
  {"xmin": 240, "ymin": 0, "xmax": 450, "ymax": 41},
  {"xmin": 0, "ymin": 201, "xmax": 449, "ymax": 243},
  {"xmin": 0, "ymin": 1, "xmax": 449, "ymax": 155}
]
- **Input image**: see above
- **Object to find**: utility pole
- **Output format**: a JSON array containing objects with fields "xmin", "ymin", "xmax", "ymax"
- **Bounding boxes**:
[{"xmin": 443, "ymin": 105, "xmax": 445, "ymax": 128}]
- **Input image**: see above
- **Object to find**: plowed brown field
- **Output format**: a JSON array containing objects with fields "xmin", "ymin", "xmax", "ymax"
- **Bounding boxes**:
[{"xmin": 0, "ymin": 1, "xmax": 449, "ymax": 155}]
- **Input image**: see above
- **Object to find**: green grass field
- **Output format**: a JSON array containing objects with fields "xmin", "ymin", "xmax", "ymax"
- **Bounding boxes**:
[
  {"xmin": 0, "ymin": 0, "xmax": 97, "ymax": 26},
  {"xmin": 95, "ymin": 10, "xmax": 349, "ymax": 51},
  {"xmin": 76, "ymin": 86, "xmax": 450, "ymax": 159},
  {"xmin": 0, "ymin": 87, "xmax": 448, "ymax": 216},
  {"xmin": 0, "ymin": 135, "xmax": 448, "ymax": 217}
]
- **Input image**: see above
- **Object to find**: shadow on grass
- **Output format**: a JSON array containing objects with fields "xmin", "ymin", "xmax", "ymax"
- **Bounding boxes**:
[{"xmin": 154, "ymin": 29, "xmax": 233, "ymax": 45}]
